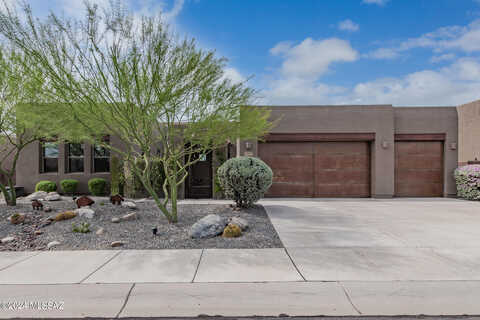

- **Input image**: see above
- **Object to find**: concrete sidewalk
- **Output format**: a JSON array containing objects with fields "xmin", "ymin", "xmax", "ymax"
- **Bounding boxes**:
[
  {"xmin": 1, "ymin": 249, "xmax": 480, "ymax": 318},
  {"xmin": 2, "ymin": 198, "xmax": 480, "ymax": 317}
]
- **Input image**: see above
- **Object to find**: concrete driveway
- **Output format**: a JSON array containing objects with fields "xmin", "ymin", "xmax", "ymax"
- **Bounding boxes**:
[{"xmin": 261, "ymin": 198, "xmax": 480, "ymax": 281}]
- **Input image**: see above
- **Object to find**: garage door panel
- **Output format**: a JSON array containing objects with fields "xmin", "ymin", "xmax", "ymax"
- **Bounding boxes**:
[
  {"xmin": 395, "ymin": 141, "xmax": 443, "ymax": 197},
  {"xmin": 259, "ymin": 140, "xmax": 370, "ymax": 198}
]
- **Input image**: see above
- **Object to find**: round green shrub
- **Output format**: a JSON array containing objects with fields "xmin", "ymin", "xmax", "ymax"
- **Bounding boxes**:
[
  {"xmin": 60, "ymin": 179, "xmax": 79, "ymax": 195},
  {"xmin": 217, "ymin": 156, "xmax": 273, "ymax": 208},
  {"xmin": 455, "ymin": 165, "xmax": 480, "ymax": 200},
  {"xmin": 35, "ymin": 180, "xmax": 57, "ymax": 192},
  {"xmin": 88, "ymin": 178, "xmax": 107, "ymax": 196}
]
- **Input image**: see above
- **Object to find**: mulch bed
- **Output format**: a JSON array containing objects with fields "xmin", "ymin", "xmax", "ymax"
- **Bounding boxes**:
[{"xmin": 0, "ymin": 199, "xmax": 283, "ymax": 251}]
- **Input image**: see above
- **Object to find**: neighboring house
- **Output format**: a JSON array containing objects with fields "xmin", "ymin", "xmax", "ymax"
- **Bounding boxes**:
[{"xmin": 13, "ymin": 101, "xmax": 480, "ymax": 198}]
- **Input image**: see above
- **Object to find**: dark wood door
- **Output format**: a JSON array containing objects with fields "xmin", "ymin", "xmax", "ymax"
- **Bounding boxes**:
[
  {"xmin": 395, "ymin": 141, "xmax": 443, "ymax": 197},
  {"xmin": 186, "ymin": 152, "xmax": 212, "ymax": 198},
  {"xmin": 258, "ymin": 141, "xmax": 370, "ymax": 197},
  {"xmin": 314, "ymin": 142, "xmax": 370, "ymax": 197}
]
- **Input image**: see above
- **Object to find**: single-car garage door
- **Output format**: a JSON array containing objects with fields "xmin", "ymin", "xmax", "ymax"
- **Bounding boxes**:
[
  {"xmin": 395, "ymin": 140, "xmax": 443, "ymax": 197},
  {"xmin": 258, "ymin": 141, "xmax": 370, "ymax": 197}
]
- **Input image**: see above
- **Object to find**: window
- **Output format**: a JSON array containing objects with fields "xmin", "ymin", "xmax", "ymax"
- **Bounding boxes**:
[
  {"xmin": 41, "ymin": 141, "xmax": 59, "ymax": 173},
  {"xmin": 66, "ymin": 143, "xmax": 84, "ymax": 173},
  {"xmin": 93, "ymin": 141, "xmax": 110, "ymax": 173}
]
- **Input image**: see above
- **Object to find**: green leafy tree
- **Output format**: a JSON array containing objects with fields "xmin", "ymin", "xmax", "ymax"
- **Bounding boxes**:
[
  {"xmin": 0, "ymin": 1, "xmax": 273, "ymax": 222},
  {"xmin": 0, "ymin": 48, "xmax": 49, "ymax": 205}
]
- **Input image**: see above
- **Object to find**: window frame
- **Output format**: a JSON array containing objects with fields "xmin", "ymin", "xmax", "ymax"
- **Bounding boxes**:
[
  {"xmin": 40, "ymin": 140, "xmax": 59, "ymax": 174},
  {"xmin": 92, "ymin": 137, "xmax": 110, "ymax": 173},
  {"xmin": 66, "ymin": 142, "xmax": 85, "ymax": 173}
]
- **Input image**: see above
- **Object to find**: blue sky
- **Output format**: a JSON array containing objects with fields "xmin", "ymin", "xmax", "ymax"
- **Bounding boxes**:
[{"xmin": 14, "ymin": 0, "xmax": 480, "ymax": 106}]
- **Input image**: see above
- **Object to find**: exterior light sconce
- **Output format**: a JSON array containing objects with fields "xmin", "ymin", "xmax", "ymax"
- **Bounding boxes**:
[
  {"xmin": 381, "ymin": 140, "xmax": 389, "ymax": 149},
  {"xmin": 245, "ymin": 141, "xmax": 253, "ymax": 151},
  {"xmin": 450, "ymin": 142, "xmax": 457, "ymax": 150}
]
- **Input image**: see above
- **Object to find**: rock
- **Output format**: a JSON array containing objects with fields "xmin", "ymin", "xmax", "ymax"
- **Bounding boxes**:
[
  {"xmin": 229, "ymin": 217, "xmax": 249, "ymax": 231},
  {"xmin": 39, "ymin": 220, "xmax": 52, "ymax": 228},
  {"xmin": 9, "ymin": 213, "xmax": 26, "ymax": 225},
  {"xmin": 188, "ymin": 214, "xmax": 228, "ymax": 239},
  {"xmin": 75, "ymin": 196, "xmax": 95, "ymax": 208},
  {"xmin": 96, "ymin": 227, "xmax": 104, "ymax": 235},
  {"xmin": 121, "ymin": 212, "xmax": 137, "ymax": 221},
  {"xmin": 34, "ymin": 230, "xmax": 44, "ymax": 235},
  {"xmin": 45, "ymin": 192, "xmax": 61, "ymax": 201},
  {"xmin": 54, "ymin": 211, "xmax": 77, "ymax": 221},
  {"xmin": 111, "ymin": 217, "xmax": 121, "ymax": 223},
  {"xmin": 43, "ymin": 206, "xmax": 52, "ymax": 213},
  {"xmin": 222, "ymin": 223, "xmax": 242, "ymax": 238},
  {"xmin": 47, "ymin": 241, "xmax": 60, "ymax": 249},
  {"xmin": 1, "ymin": 236, "xmax": 15, "ymax": 244},
  {"xmin": 25, "ymin": 191, "xmax": 47, "ymax": 201},
  {"xmin": 111, "ymin": 241, "xmax": 124, "ymax": 247},
  {"xmin": 74, "ymin": 207, "xmax": 95, "ymax": 219},
  {"xmin": 121, "ymin": 201, "xmax": 137, "ymax": 209}
]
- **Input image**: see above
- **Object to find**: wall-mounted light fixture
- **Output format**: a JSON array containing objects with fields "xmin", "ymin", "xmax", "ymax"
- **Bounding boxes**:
[
  {"xmin": 450, "ymin": 142, "xmax": 457, "ymax": 150},
  {"xmin": 381, "ymin": 140, "xmax": 389, "ymax": 149},
  {"xmin": 245, "ymin": 141, "xmax": 252, "ymax": 151}
]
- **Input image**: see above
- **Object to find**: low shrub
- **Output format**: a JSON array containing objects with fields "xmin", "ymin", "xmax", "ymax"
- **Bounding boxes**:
[
  {"xmin": 60, "ymin": 179, "xmax": 79, "ymax": 195},
  {"xmin": 35, "ymin": 180, "xmax": 57, "ymax": 192},
  {"xmin": 217, "ymin": 156, "xmax": 273, "ymax": 208},
  {"xmin": 455, "ymin": 165, "xmax": 480, "ymax": 200},
  {"xmin": 88, "ymin": 178, "xmax": 107, "ymax": 196},
  {"xmin": 72, "ymin": 222, "xmax": 90, "ymax": 233}
]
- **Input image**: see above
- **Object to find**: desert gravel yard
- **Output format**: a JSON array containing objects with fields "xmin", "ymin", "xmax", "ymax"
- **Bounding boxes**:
[{"xmin": 0, "ymin": 199, "xmax": 283, "ymax": 251}]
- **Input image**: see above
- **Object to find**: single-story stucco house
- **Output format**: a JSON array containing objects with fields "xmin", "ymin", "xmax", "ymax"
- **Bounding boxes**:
[{"xmin": 13, "ymin": 99, "xmax": 480, "ymax": 199}]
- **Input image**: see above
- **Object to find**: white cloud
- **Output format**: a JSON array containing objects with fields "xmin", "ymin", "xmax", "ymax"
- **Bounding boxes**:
[
  {"xmin": 430, "ymin": 53, "xmax": 456, "ymax": 63},
  {"xmin": 366, "ymin": 48, "xmax": 399, "ymax": 59},
  {"xmin": 338, "ymin": 19, "xmax": 359, "ymax": 32},
  {"xmin": 362, "ymin": 0, "xmax": 389, "ymax": 6},
  {"xmin": 222, "ymin": 67, "xmax": 246, "ymax": 84},
  {"xmin": 262, "ymin": 52, "xmax": 480, "ymax": 106},
  {"xmin": 369, "ymin": 19, "xmax": 480, "ymax": 60},
  {"xmin": 270, "ymin": 38, "xmax": 358, "ymax": 79}
]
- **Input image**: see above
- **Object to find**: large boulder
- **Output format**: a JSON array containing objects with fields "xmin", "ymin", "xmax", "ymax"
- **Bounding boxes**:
[
  {"xmin": 189, "ymin": 214, "xmax": 228, "ymax": 239},
  {"xmin": 45, "ymin": 192, "xmax": 61, "ymax": 201},
  {"xmin": 25, "ymin": 191, "xmax": 48, "ymax": 201}
]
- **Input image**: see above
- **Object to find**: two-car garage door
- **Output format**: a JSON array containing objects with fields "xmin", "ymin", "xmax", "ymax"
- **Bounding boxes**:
[
  {"xmin": 259, "ymin": 136, "xmax": 444, "ymax": 198},
  {"xmin": 258, "ymin": 141, "xmax": 371, "ymax": 197}
]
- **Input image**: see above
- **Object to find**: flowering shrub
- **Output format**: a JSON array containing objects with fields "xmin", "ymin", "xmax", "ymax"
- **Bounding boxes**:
[{"xmin": 454, "ymin": 165, "xmax": 480, "ymax": 200}]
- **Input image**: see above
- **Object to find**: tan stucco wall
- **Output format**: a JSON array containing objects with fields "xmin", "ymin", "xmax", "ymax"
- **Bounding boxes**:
[
  {"xmin": 245, "ymin": 105, "xmax": 458, "ymax": 198},
  {"xmin": 457, "ymin": 100, "xmax": 480, "ymax": 165},
  {"xmin": 394, "ymin": 107, "xmax": 458, "ymax": 196},
  {"xmin": 249, "ymin": 105, "xmax": 395, "ymax": 198}
]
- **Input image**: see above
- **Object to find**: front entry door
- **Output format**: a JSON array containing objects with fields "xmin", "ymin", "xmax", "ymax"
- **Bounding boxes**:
[{"xmin": 186, "ymin": 151, "xmax": 212, "ymax": 198}]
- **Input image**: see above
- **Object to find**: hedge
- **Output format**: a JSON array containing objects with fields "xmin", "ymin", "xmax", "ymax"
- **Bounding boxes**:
[
  {"xmin": 88, "ymin": 178, "xmax": 107, "ymax": 196},
  {"xmin": 60, "ymin": 179, "xmax": 79, "ymax": 195},
  {"xmin": 35, "ymin": 180, "xmax": 57, "ymax": 192}
]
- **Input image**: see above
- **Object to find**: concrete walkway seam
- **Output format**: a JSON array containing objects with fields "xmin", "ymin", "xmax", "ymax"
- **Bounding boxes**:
[
  {"xmin": 339, "ymin": 281, "xmax": 362, "ymax": 315},
  {"xmin": 284, "ymin": 248, "xmax": 306, "ymax": 281},
  {"xmin": 191, "ymin": 248, "xmax": 204, "ymax": 283},
  {"xmin": 0, "ymin": 251, "xmax": 42, "ymax": 272},
  {"xmin": 116, "ymin": 283, "xmax": 135, "ymax": 318},
  {"xmin": 78, "ymin": 250, "xmax": 123, "ymax": 284}
]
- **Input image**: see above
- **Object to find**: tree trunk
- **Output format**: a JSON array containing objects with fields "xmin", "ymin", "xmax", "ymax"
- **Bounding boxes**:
[{"xmin": 169, "ymin": 181, "xmax": 178, "ymax": 223}]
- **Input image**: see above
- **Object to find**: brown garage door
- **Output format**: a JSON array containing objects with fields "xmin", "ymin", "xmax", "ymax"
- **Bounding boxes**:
[
  {"xmin": 258, "ymin": 141, "xmax": 370, "ymax": 197},
  {"xmin": 395, "ymin": 141, "xmax": 443, "ymax": 197}
]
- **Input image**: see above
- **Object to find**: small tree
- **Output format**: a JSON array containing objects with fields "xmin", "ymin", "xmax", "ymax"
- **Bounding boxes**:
[
  {"xmin": 0, "ymin": 48, "xmax": 48, "ymax": 205},
  {"xmin": 0, "ymin": 1, "xmax": 273, "ymax": 221}
]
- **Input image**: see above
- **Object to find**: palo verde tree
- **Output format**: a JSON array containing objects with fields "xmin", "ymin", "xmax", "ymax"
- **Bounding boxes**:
[
  {"xmin": 0, "ymin": 1, "xmax": 273, "ymax": 222},
  {"xmin": 0, "ymin": 47, "xmax": 49, "ymax": 205}
]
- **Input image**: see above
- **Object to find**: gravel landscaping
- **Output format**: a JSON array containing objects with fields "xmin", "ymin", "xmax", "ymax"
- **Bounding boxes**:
[{"xmin": 0, "ymin": 198, "xmax": 283, "ymax": 251}]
